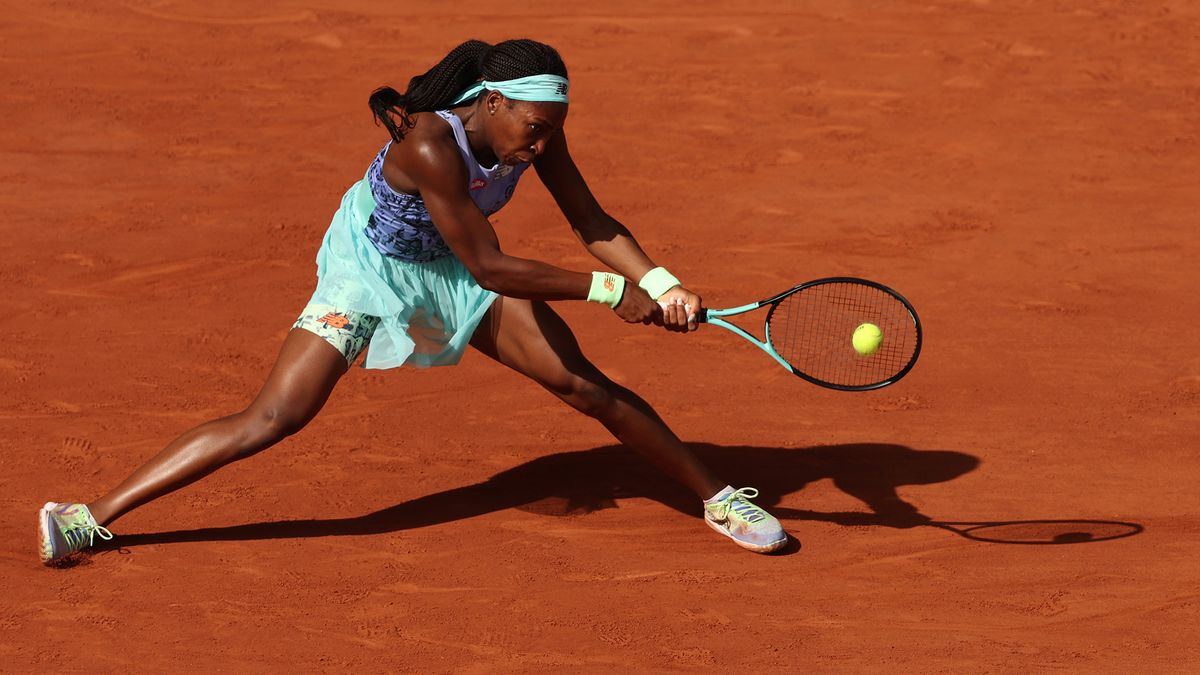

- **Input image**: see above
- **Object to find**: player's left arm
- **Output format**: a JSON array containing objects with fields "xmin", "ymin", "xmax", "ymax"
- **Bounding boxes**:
[{"xmin": 534, "ymin": 129, "xmax": 700, "ymax": 329}]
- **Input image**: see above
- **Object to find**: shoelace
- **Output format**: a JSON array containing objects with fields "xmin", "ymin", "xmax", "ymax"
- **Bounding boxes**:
[
  {"xmin": 63, "ymin": 522, "xmax": 114, "ymax": 551},
  {"xmin": 706, "ymin": 487, "xmax": 767, "ymax": 524}
]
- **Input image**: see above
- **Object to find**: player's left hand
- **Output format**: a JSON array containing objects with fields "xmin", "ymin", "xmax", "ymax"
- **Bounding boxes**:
[{"xmin": 657, "ymin": 286, "xmax": 701, "ymax": 333}]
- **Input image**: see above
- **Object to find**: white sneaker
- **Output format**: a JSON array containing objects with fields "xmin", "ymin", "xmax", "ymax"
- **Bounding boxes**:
[
  {"xmin": 38, "ymin": 502, "xmax": 112, "ymax": 564},
  {"xmin": 703, "ymin": 487, "xmax": 788, "ymax": 553}
]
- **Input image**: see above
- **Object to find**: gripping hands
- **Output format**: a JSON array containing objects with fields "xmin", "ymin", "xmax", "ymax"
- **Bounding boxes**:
[{"xmin": 611, "ymin": 285, "xmax": 699, "ymax": 333}]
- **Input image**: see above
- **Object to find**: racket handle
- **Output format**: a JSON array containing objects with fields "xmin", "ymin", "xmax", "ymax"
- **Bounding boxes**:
[{"xmin": 657, "ymin": 300, "xmax": 701, "ymax": 325}]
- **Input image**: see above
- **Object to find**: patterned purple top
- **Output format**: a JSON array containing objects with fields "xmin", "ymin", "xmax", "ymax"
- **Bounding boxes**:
[{"xmin": 363, "ymin": 110, "xmax": 530, "ymax": 262}]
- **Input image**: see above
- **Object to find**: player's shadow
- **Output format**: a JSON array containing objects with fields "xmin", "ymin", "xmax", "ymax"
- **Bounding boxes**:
[{"xmin": 96, "ymin": 443, "xmax": 1143, "ymax": 554}]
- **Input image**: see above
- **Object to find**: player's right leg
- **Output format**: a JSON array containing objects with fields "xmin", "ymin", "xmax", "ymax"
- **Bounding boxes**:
[
  {"xmin": 38, "ymin": 310, "xmax": 368, "ymax": 564},
  {"xmin": 469, "ymin": 296, "xmax": 788, "ymax": 554}
]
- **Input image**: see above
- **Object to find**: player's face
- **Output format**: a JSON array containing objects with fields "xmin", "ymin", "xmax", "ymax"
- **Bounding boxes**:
[{"xmin": 484, "ymin": 94, "xmax": 567, "ymax": 166}]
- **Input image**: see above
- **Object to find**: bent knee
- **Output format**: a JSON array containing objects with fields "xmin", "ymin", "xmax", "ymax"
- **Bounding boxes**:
[
  {"xmin": 551, "ymin": 375, "xmax": 615, "ymax": 419},
  {"xmin": 240, "ymin": 405, "xmax": 312, "ymax": 447}
]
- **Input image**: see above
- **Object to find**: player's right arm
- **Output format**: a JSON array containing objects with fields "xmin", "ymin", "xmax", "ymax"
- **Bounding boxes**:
[{"xmin": 388, "ymin": 126, "xmax": 660, "ymax": 324}]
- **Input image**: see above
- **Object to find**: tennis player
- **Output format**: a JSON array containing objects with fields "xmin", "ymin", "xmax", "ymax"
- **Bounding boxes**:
[{"xmin": 38, "ymin": 39, "xmax": 788, "ymax": 563}]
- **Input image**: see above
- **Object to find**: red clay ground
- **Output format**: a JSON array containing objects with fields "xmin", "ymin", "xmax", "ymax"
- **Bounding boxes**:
[{"xmin": 2, "ymin": 0, "xmax": 1198, "ymax": 671}]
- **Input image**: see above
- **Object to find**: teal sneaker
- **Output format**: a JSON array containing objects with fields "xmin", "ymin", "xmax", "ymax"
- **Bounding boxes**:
[
  {"xmin": 703, "ymin": 487, "xmax": 788, "ymax": 553},
  {"xmin": 38, "ymin": 502, "xmax": 112, "ymax": 564}
]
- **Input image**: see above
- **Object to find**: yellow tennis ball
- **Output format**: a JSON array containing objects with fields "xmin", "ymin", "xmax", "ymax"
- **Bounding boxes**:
[{"xmin": 852, "ymin": 322, "xmax": 883, "ymax": 355}]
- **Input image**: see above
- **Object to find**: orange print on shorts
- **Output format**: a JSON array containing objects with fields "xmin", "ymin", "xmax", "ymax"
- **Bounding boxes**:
[{"xmin": 319, "ymin": 312, "xmax": 349, "ymax": 329}]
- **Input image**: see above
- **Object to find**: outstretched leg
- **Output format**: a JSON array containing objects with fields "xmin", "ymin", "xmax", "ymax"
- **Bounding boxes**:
[
  {"xmin": 86, "ymin": 328, "xmax": 350, "ymax": 526},
  {"xmin": 470, "ymin": 296, "xmax": 724, "ymax": 499},
  {"xmin": 469, "ymin": 297, "xmax": 787, "ymax": 552}
]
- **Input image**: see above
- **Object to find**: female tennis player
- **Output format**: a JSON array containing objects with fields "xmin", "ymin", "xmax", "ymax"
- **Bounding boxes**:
[{"xmin": 38, "ymin": 39, "xmax": 787, "ymax": 563}]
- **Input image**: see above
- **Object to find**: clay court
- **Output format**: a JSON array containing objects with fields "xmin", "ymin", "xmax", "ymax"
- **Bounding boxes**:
[{"xmin": 3, "ymin": 0, "xmax": 1198, "ymax": 670}]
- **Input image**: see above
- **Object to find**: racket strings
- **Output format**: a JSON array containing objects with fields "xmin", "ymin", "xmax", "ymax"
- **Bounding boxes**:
[{"xmin": 767, "ymin": 282, "xmax": 919, "ymax": 388}]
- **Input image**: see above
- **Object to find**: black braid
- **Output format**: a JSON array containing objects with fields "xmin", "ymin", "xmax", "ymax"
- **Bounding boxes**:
[
  {"xmin": 481, "ymin": 39, "xmax": 567, "ymax": 81},
  {"xmin": 369, "ymin": 39, "xmax": 568, "ymax": 143}
]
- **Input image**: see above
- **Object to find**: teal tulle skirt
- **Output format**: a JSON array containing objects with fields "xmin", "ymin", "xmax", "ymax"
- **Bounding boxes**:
[{"xmin": 304, "ymin": 177, "xmax": 497, "ymax": 369}]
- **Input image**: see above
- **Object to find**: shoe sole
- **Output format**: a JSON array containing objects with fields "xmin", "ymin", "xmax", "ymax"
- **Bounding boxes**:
[
  {"xmin": 38, "ymin": 501, "xmax": 57, "ymax": 564},
  {"xmin": 705, "ymin": 516, "xmax": 788, "ymax": 554}
]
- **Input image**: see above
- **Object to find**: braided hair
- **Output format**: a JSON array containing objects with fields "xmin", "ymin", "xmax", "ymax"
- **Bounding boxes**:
[{"xmin": 369, "ymin": 39, "xmax": 568, "ymax": 143}]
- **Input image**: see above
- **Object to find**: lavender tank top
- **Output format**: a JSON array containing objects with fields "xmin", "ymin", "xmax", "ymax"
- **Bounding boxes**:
[{"xmin": 363, "ymin": 110, "xmax": 530, "ymax": 262}]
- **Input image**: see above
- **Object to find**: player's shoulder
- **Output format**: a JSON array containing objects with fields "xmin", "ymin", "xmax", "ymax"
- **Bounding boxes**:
[
  {"xmin": 386, "ymin": 112, "xmax": 462, "ymax": 175},
  {"xmin": 399, "ymin": 111, "xmax": 457, "ymax": 151},
  {"xmin": 384, "ymin": 111, "xmax": 467, "ymax": 192}
]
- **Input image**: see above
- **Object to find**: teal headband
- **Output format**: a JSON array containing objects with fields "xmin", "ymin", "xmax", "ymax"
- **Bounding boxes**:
[{"xmin": 450, "ymin": 74, "xmax": 570, "ymax": 106}]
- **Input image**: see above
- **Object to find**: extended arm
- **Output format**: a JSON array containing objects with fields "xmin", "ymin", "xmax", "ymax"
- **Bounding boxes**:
[
  {"xmin": 534, "ymin": 131, "xmax": 659, "ymax": 282},
  {"xmin": 535, "ymin": 130, "xmax": 700, "ymax": 330}
]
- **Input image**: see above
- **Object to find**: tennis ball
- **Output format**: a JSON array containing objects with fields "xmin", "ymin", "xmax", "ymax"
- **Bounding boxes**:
[{"xmin": 852, "ymin": 322, "xmax": 883, "ymax": 355}]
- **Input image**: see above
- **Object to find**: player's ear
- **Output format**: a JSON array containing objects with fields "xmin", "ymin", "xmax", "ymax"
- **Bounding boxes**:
[{"xmin": 484, "ymin": 90, "xmax": 503, "ymax": 116}]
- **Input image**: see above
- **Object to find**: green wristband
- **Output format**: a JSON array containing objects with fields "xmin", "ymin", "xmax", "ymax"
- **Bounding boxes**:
[
  {"xmin": 637, "ymin": 267, "xmax": 682, "ymax": 299},
  {"xmin": 587, "ymin": 271, "xmax": 626, "ymax": 308}
]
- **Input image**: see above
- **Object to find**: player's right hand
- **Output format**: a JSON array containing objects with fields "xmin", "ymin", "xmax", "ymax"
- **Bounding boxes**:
[
  {"xmin": 657, "ymin": 286, "xmax": 701, "ymax": 333},
  {"xmin": 613, "ymin": 285, "xmax": 663, "ymax": 325}
]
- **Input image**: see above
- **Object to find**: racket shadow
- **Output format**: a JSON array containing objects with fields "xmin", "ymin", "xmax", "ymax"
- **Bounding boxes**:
[
  {"xmin": 92, "ymin": 442, "xmax": 1140, "ymax": 551},
  {"xmin": 724, "ymin": 444, "xmax": 1144, "ymax": 545}
]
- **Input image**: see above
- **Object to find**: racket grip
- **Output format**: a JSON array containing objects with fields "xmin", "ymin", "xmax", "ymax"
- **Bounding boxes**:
[{"xmin": 657, "ymin": 300, "xmax": 700, "ymax": 324}]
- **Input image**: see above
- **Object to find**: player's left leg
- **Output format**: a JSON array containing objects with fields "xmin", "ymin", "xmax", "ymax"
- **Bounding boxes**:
[{"xmin": 469, "ymin": 296, "xmax": 787, "ymax": 553}]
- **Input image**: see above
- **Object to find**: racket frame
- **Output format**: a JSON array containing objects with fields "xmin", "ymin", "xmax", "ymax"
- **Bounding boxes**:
[{"xmin": 698, "ymin": 277, "xmax": 922, "ymax": 391}]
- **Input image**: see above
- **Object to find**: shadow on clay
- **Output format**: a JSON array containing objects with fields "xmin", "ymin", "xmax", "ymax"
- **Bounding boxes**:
[{"xmin": 92, "ymin": 443, "xmax": 1143, "ymax": 556}]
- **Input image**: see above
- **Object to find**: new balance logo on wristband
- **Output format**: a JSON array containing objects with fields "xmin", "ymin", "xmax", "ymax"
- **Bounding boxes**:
[{"xmin": 587, "ymin": 271, "xmax": 626, "ymax": 308}]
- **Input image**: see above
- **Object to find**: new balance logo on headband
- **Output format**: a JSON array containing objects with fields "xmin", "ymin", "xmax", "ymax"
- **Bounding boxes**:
[{"xmin": 555, "ymin": 82, "xmax": 568, "ymax": 96}]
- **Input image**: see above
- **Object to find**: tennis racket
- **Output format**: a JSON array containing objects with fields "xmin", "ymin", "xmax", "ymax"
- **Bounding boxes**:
[{"xmin": 670, "ymin": 277, "xmax": 922, "ymax": 391}]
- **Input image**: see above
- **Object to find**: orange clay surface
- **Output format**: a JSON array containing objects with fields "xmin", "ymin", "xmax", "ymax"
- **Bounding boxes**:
[{"xmin": 2, "ymin": 1, "xmax": 1199, "ymax": 671}]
